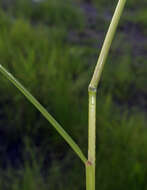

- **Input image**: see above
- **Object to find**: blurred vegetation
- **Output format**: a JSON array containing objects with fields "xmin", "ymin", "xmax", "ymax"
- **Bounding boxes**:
[{"xmin": 0, "ymin": 0, "xmax": 147, "ymax": 189}]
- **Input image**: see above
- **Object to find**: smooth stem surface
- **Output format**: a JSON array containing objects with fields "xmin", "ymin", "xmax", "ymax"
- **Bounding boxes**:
[
  {"xmin": 0, "ymin": 64, "xmax": 87, "ymax": 164},
  {"xmin": 86, "ymin": 161, "xmax": 95, "ymax": 190},
  {"xmin": 89, "ymin": 0, "xmax": 126, "ymax": 89},
  {"xmin": 86, "ymin": 88, "xmax": 96, "ymax": 190},
  {"xmin": 87, "ymin": 0, "xmax": 126, "ymax": 189}
]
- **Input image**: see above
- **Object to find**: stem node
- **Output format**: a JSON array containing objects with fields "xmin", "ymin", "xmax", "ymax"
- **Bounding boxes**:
[{"xmin": 87, "ymin": 0, "xmax": 127, "ymax": 189}]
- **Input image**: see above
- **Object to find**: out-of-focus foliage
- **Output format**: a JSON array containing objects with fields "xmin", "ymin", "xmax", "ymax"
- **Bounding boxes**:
[
  {"xmin": 0, "ymin": 0, "xmax": 147, "ymax": 189},
  {"xmin": 9, "ymin": 0, "xmax": 85, "ymax": 29}
]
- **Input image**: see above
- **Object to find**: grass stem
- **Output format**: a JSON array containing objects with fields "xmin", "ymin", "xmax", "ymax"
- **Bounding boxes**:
[
  {"xmin": 87, "ymin": 0, "xmax": 127, "ymax": 189},
  {"xmin": 89, "ymin": 0, "xmax": 127, "ymax": 89},
  {"xmin": 0, "ymin": 64, "xmax": 87, "ymax": 164}
]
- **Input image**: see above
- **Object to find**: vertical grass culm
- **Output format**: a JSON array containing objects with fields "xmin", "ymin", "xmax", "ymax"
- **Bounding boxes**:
[
  {"xmin": 87, "ymin": 0, "xmax": 126, "ymax": 189},
  {"xmin": 0, "ymin": 0, "xmax": 126, "ymax": 189}
]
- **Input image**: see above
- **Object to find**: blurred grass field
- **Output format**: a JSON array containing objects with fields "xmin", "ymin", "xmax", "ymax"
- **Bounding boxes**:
[{"xmin": 0, "ymin": 0, "xmax": 147, "ymax": 189}]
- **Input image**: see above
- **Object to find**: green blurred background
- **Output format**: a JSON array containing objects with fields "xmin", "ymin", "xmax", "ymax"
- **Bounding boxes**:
[{"xmin": 0, "ymin": 0, "xmax": 147, "ymax": 189}]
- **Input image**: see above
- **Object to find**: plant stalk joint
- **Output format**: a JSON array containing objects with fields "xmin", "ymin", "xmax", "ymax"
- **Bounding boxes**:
[{"xmin": 88, "ymin": 85, "xmax": 97, "ymax": 93}]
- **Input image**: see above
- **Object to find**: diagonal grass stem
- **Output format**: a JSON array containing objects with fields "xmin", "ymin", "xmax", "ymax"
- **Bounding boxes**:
[
  {"xmin": 0, "ymin": 64, "xmax": 87, "ymax": 164},
  {"xmin": 90, "ymin": 0, "xmax": 127, "ymax": 89}
]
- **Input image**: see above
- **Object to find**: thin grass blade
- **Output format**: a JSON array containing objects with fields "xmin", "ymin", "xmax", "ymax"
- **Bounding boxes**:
[{"xmin": 0, "ymin": 64, "xmax": 87, "ymax": 164}]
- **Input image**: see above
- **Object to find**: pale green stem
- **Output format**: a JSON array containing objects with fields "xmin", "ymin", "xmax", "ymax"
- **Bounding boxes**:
[
  {"xmin": 89, "ymin": 0, "xmax": 127, "ymax": 89},
  {"xmin": 87, "ymin": 0, "xmax": 127, "ymax": 189},
  {"xmin": 0, "ymin": 64, "xmax": 87, "ymax": 164},
  {"xmin": 86, "ymin": 88, "xmax": 96, "ymax": 190}
]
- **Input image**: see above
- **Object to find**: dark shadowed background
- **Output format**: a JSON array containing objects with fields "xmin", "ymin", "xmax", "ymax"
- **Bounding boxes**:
[{"xmin": 0, "ymin": 0, "xmax": 147, "ymax": 189}]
